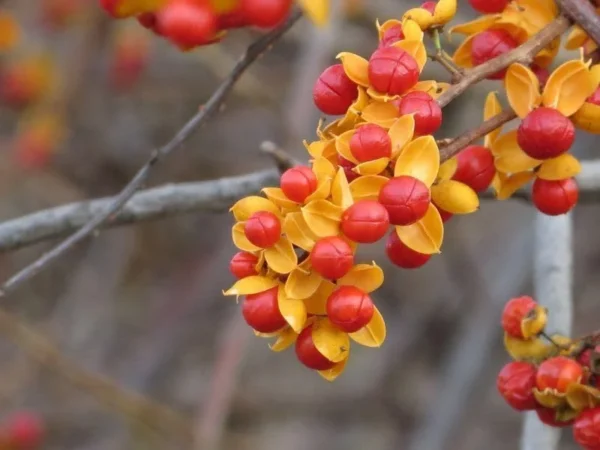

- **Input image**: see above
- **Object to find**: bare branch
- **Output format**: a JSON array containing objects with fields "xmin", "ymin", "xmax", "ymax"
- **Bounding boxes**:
[
  {"xmin": 558, "ymin": 0, "xmax": 600, "ymax": 47},
  {"xmin": 437, "ymin": 16, "xmax": 570, "ymax": 107},
  {"xmin": 521, "ymin": 213, "xmax": 573, "ymax": 450},
  {"xmin": 0, "ymin": 10, "xmax": 302, "ymax": 297}
]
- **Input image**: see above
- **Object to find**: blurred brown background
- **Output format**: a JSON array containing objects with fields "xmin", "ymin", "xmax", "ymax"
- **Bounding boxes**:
[{"xmin": 0, "ymin": 0, "xmax": 598, "ymax": 449}]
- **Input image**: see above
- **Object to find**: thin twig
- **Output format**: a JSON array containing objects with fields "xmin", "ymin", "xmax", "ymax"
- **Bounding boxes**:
[
  {"xmin": 428, "ymin": 52, "xmax": 464, "ymax": 84},
  {"xmin": 558, "ymin": 0, "xmax": 600, "ymax": 47},
  {"xmin": 437, "ymin": 16, "xmax": 570, "ymax": 107},
  {"xmin": 0, "ymin": 10, "xmax": 302, "ymax": 297},
  {"xmin": 259, "ymin": 141, "xmax": 300, "ymax": 172},
  {"xmin": 439, "ymin": 110, "xmax": 518, "ymax": 161}
]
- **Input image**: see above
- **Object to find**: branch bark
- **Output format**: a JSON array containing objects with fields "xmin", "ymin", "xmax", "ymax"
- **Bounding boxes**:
[
  {"xmin": 558, "ymin": 0, "xmax": 600, "ymax": 47},
  {"xmin": 0, "ymin": 10, "xmax": 302, "ymax": 297}
]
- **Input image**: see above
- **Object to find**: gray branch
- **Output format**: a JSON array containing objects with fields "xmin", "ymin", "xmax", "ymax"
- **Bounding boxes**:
[
  {"xmin": 0, "ymin": 160, "xmax": 600, "ymax": 254},
  {"xmin": 521, "ymin": 213, "xmax": 573, "ymax": 450}
]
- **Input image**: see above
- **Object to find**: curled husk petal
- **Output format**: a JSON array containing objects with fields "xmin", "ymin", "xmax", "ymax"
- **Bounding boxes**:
[
  {"xmin": 395, "ymin": 203, "xmax": 444, "ymax": 255},
  {"xmin": 349, "ymin": 306, "xmax": 386, "ymax": 347}
]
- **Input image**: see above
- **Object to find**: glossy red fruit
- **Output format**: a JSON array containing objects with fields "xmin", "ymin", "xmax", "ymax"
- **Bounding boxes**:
[
  {"xmin": 578, "ymin": 345, "xmax": 600, "ymax": 369},
  {"xmin": 396, "ymin": 91, "xmax": 442, "ymax": 136},
  {"xmin": 532, "ymin": 178, "xmax": 579, "ymax": 216},
  {"xmin": 501, "ymin": 296, "xmax": 537, "ymax": 339},
  {"xmin": 296, "ymin": 325, "xmax": 336, "ymax": 370},
  {"xmin": 471, "ymin": 30, "xmax": 519, "ymax": 80},
  {"xmin": 216, "ymin": 7, "xmax": 250, "ymax": 29},
  {"xmin": 452, "ymin": 145, "xmax": 495, "ymax": 193},
  {"xmin": 468, "ymin": 0, "xmax": 509, "ymax": 14},
  {"xmin": 421, "ymin": 1, "xmax": 437, "ymax": 13},
  {"xmin": 310, "ymin": 237, "xmax": 354, "ymax": 280},
  {"xmin": 385, "ymin": 231, "xmax": 431, "ymax": 268},
  {"xmin": 242, "ymin": 287, "xmax": 286, "ymax": 333},
  {"xmin": 379, "ymin": 24, "xmax": 404, "ymax": 48},
  {"xmin": 313, "ymin": 64, "xmax": 359, "ymax": 115},
  {"xmin": 244, "ymin": 211, "xmax": 281, "ymax": 248},
  {"xmin": 280, "ymin": 166, "xmax": 318, "ymax": 203},
  {"xmin": 497, "ymin": 361, "xmax": 538, "ymax": 411},
  {"xmin": 378, "ymin": 176, "xmax": 431, "ymax": 225},
  {"xmin": 341, "ymin": 200, "xmax": 390, "ymax": 243},
  {"xmin": 517, "ymin": 107, "xmax": 575, "ymax": 159},
  {"xmin": 338, "ymin": 155, "xmax": 360, "ymax": 182},
  {"xmin": 326, "ymin": 286, "xmax": 374, "ymax": 332},
  {"xmin": 574, "ymin": 407, "xmax": 600, "ymax": 449},
  {"xmin": 229, "ymin": 251, "xmax": 259, "ymax": 279},
  {"xmin": 536, "ymin": 407, "xmax": 575, "ymax": 428},
  {"xmin": 536, "ymin": 356, "xmax": 583, "ymax": 393},
  {"xmin": 158, "ymin": 0, "xmax": 217, "ymax": 48},
  {"xmin": 239, "ymin": 0, "xmax": 292, "ymax": 28},
  {"xmin": 350, "ymin": 124, "xmax": 392, "ymax": 162},
  {"xmin": 531, "ymin": 64, "xmax": 550, "ymax": 88},
  {"xmin": 368, "ymin": 47, "xmax": 420, "ymax": 95},
  {"xmin": 4, "ymin": 412, "xmax": 44, "ymax": 450}
]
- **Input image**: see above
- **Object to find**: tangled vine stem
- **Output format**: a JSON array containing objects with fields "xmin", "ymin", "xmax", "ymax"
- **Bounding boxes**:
[{"xmin": 0, "ymin": 10, "xmax": 302, "ymax": 298}]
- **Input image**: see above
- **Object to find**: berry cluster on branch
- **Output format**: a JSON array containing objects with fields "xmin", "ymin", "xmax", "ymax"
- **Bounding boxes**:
[{"xmin": 223, "ymin": 0, "xmax": 600, "ymax": 384}]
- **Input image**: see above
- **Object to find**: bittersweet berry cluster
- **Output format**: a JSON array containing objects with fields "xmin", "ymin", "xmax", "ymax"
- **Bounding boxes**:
[
  {"xmin": 499, "ymin": 296, "xmax": 600, "ymax": 448},
  {"xmin": 99, "ymin": 0, "xmax": 328, "ymax": 50},
  {"xmin": 0, "ymin": 412, "xmax": 45, "ymax": 450},
  {"xmin": 223, "ymin": 0, "xmax": 600, "ymax": 384}
]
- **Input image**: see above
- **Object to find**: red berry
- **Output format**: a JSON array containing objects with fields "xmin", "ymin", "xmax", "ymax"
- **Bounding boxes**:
[
  {"xmin": 137, "ymin": 12, "xmax": 162, "ymax": 34},
  {"xmin": 368, "ymin": 47, "xmax": 420, "ymax": 95},
  {"xmin": 229, "ymin": 251, "xmax": 259, "ymax": 279},
  {"xmin": 501, "ymin": 295, "xmax": 537, "ymax": 339},
  {"xmin": 531, "ymin": 64, "xmax": 550, "ymax": 88},
  {"xmin": 313, "ymin": 64, "xmax": 358, "ymax": 115},
  {"xmin": 378, "ymin": 176, "xmax": 431, "ymax": 225},
  {"xmin": 421, "ymin": 1, "xmax": 436, "ymax": 14},
  {"xmin": 536, "ymin": 407, "xmax": 575, "ymax": 428},
  {"xmin": 244, "ymin": 211, "xmax": 281, "ymax": 248},
  {"xmin": 536, "ymin": 356, "xmax": 583, "ymax": 393},
  {"xmin": 4, "ymin": 412, "xmax": 44, "ymax": 450},
  {"xmin": 379, "ymin": 24, "xmax": 404, "ymax": 48},
  {"xmin": 517, "ymin": 107, "xmax": 575, "ymax": 159},
  {"xmin": 574, "ymin": 407, "xmax": 600, "ymax": 449},
  {"xmin": 452, "ymin": 145, "xmax": 495, "ymax": 193},
  {"xmin": 338, "ymin": 155, "xmax": 360, "ymax": 182},
  {"xmin": 578, "ymin": 345, "xmax": 600, "ymax": 368},
  {"xmin": 531, "ymin": 178, "xmax": 579, "ymax": 216},
  {"xmin": 242, "ymin": 286, "xmax": 287, "ymax": 333},
  {"xmin": 350, "ymin": 124, "xmax": 392, "ymax": 162},
  {"xmin": 216, "ymin": 7, "xmax": 250, "ymax": 29},
  {"xmin": 310, "ymin": 237, "xmax": 354, "ymax": 280},
  {"xmin": 471, "ymin": 30, "xmax": 519, "ymax": 80},
  {"xmin": 468, "ymin": 0, "xmax": 509, "ymax": 14},
  {"xmin": 326, "ymin": 286, "xmax": 374, "ymax": 332},
  {"xmin": 496, "ymin": 361, "xmax": 538, "ymax": 411},
  {"xmin": 396, "ymin": 91, "xmax": 442, "ymax": 136},
  {"xmin": 157, "ymin": 0, "xmax": 217, "ymax": 49},
  {"xmin": 385, "ymin": 231, "xmax": 431, "ymax": 269},
  {"xmin": 295, "ymin": 325, "xmax": 336, "ymax": 370},
  {"xmin": 341, "ymin": 200, "xmax": 390, "ymax": 243},
  {"xmin": 239, "ymin": 0, "xmax": 292, "ymax": 28},
  {"xmin": 280, "ymin": 166, "xmax": 318, "ymax": 203},
  {"xmin": 588, "ymin": 86, "xmax": 600, "ymax": 105}
]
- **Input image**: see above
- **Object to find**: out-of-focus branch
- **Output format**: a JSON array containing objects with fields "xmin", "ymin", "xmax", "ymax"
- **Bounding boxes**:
[
  {"xmin": 558, "ymin": 0, "xmax": 600, "ymax": 47},
  {"xmin": 0, "ymin": 308, "xmax": 193, "ymax": 444},
  {"xmin": 0, "ymin": 10, "xmax": 302, "ymax": 297},
  {"xmin": 521, "ymin": 213, "xmax": 573, "ymax": 450},
  {"xmin": 1, "ymin": 160, "xmax": 600, "ymax": 253}
]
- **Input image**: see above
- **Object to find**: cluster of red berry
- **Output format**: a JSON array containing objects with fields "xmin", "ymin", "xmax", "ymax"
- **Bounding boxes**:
[
  {"xmin": 100, "ymin": 0, "xmax": 294, "ymax": 50},
  {"xmin": 451, "ymin": 0, "xmax": 600, "ymax": 216},
  {"xmin": 0, "ymin": 412, "xmax": 44, "ymax": 450},
  {"xmin": 498, "ymin": 296, "xmax": 600, "ymax": 448}
]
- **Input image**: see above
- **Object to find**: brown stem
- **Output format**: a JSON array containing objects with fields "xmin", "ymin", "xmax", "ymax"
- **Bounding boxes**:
[
  {"xmin": 439, "ymin": 110, "xmax": 518, "ymax": 162},
  {"xmin": 437, "ymin": 16, "xmax": 570, "ymax": 107},
  {"xmin": 429, "ymin": 52, "xmax": 464, "ymax": 84},
  {"xmin": 558, "ymin": 0, "xmax": 600, "ymax": 48}
]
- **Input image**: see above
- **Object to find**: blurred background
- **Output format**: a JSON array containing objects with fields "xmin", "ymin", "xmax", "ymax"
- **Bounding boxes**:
[{"xmin": 0, "ymin": 0, "xmax": 598, "ymax": 449}]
